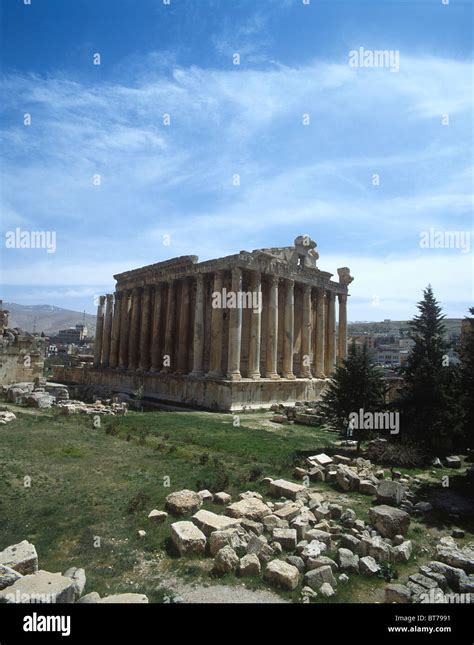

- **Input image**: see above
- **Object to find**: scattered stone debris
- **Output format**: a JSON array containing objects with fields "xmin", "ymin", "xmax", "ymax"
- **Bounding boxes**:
[
  {"xmin": 0, "ymin": 541, "xmax": 147, "ymax": 603},
  {"xmin": 385, "ymin": 537, "xmax": 474, "ymax": 603},
  {"xmin": 159, "ymin": 475, "xmax": 423, "ymax": 600}
]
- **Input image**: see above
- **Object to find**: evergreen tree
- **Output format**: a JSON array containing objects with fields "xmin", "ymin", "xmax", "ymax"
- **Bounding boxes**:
[
  {"xmin": 319, "ymin": 341, "xmax": 386, "ymax": 452},
  {"xmin": 459, "ymin": 307, "xmax": 474, "ymax": 450},
  {"xmin": 397, "ymin": 285, "xmax": 459, "ymax": 450}
]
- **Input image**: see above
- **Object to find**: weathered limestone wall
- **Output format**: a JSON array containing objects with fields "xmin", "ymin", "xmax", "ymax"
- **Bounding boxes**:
[{"xmin": 53, "ymin": 366, "xmax": 329, "ymax": 412}]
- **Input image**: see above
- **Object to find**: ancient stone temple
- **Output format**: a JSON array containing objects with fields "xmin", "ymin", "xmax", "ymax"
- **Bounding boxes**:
[{"xmin": 56, "ymin": 236, "xmax": 353, "ymax": 411}]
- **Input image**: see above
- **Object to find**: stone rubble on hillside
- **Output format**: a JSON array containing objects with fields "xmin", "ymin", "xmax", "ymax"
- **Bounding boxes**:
[
  {"xmin": 384, "ymin": 537, "xmax": 474, "ymax": 604},
  {"xmin": 0, "ymin": 540, "xmax": 148, "ymax": 603},
  {"xmin": 2, "ymin": 381, "xmax": 127, "ymax": 415},
  {"xmin": 161, "ymin": 475, "xmax": 421, "ymax": 600}
]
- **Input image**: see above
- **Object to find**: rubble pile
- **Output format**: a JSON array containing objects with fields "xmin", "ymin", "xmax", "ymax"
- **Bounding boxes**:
[
  {"xmin": 0, "ymin": 540, "xmax": 147, "ymax": 604},
  {"xmin": 160, "ymin": 478, "xmax": 415, "ymax": 600}
]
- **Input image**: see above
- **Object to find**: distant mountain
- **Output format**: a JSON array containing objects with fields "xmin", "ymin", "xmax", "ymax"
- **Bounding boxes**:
[{"xmin": 3, "ymin": 303, "xmax": 96, "ymax": 336}]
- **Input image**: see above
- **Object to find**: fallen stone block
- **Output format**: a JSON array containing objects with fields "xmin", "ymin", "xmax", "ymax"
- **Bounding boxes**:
[
  {"xmin": 0, "ymin": 541, "xmax": 38, "ymax": 576},
  {"xmin": 409, "ymin": 573, "xmax": 439, "ymax": 590},
  {"xmin": 225, "ymin": 497, "xmax": 271, "ymax": 522},
  {"xmin": 376, "ymin": 480, "xmax": 405, "ymax": 506},
  {"xmin": 198, "ymin": 489, "xmax": 214, "ymax": 502},
  {"xmin": 385, "ymin": 583, "xmax": 411, "ymax": 603},
  {"xmin": 368, "ymin": 505, "xmax": 410, "ymax": 539},
  {"xmin": 359, "ymin": 480, "xmax": 377, "ymax": 496},
  {"xmin": 359, "ymin": 555, "xmax": 380, "ymax": 577},
  {"xmin": 304, "ymin": 565, "xmax": 336, "ymax": 590},
  {"xmin": 337, "ymin": 548, "xmax": 359, "ymax": 574},
  {"xmin": 63, "ymin": 567, "xmax": 86, "ymax": 600},
  {"xmin": 273, "ymin": 503, "xmax": 301, "ymax": 522},
  {"xmin": 148, "ymin": 509, "xmax": 168, "ymax": 523},
  {"xmin": 392, "ymin": 540, "xmax": 412, "ymax": 564},
  {"xmin": 272, "ymin": 528, "xmax": 297, "ymax": 551},
  {"xmin": 246, "ymin": 536, "xmax": 274, "ymax": 563},
  {"xmin": 213, "ymin": 546, "xmax": 239, "ymax": 575},
  {"xmin": 238, "ymin": 554, "xmax": 261, "ymax": 577},
  {"xmin": 170, "ymin": 521, "xmax": 206, "ymax": 556},
  {"xmin": 76, "ymin": 592, "xmax": 101, "ymax": 603},
  {"xmin": 192, "ymin": 509, "xmax": 240, "ymax": 536},
  {"xmin": 309, "ymin": 453, "xmax": 333, "ymax": 467},
  {"xmin": 264, "ymin": 559, "xmax": 300, "ymax": 591},
  {"xmin": 306, "ymin": 556, "xmax": 338, "ymax": 573},
  {"xmin": 209, "ymin": 528, "xmax": 242, "ymax": 556},
  {"xmin": 0, "ymin": 570, "xmax": 75, "ymax": 603},
  {"xmin": 269, "ymin": 479, "xmax": 307, "ymax": 501},
  {"xmin": 301, "ymin": 540, "xmax": 327, "ymax": 560},
  {"xmin": 165, "ymin": 490, "xmax": 202, "ymax": 516},
  {"xmin": 240, "ymin": 518, "xmax": 264, "ymax": 535},
  {"xmin": 99, "ymin": 594, "xmax": 148, "ymax": 603},
  {"xmin": 336, "ymin": 466, "xmax": 360, "ymax": 492},
  {"xmin": 0, "ymin": 564, "xmax": 22, "ymax": 591}
]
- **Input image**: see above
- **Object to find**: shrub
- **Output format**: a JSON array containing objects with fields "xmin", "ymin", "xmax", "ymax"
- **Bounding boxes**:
[
  {"xmin": 126, "ymin": 491, "xmax": 151, "ymax": 514},
  {"xmin": 366, "ymin": 440, "xmax": 425, "ymax": 467}
]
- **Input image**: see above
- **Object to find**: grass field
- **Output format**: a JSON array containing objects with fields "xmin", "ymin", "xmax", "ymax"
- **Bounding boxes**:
[{"xmin": 0, "ymin": 406, "xmax": 471, "ymax": 603}]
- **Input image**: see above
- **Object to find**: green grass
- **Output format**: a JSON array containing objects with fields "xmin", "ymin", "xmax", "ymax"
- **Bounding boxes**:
[
  {"xmin": 0, "ymin": 408, "xmax": 330, "ymax": 601},
  {"xmin": 0, "ymin": 407, "xmax": 470, "ymax": 603}
]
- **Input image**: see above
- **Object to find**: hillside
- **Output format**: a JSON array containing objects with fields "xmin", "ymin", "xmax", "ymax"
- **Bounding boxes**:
[{"xmin": 4, "ymin": 303, "xmax": 96, "ymax": 336}]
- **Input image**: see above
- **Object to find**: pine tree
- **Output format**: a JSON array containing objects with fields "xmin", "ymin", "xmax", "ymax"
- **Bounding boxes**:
[
  {"xmin": 397, "ymin": 285, "xmax": 458, "ymax": 450},
  {"xmin": 319, "ymin": 341, "xmax": 386, "ymax": 452},
  {"xmin": 459, "ymin": 307, "xmax": 474, "ymax": 450}
]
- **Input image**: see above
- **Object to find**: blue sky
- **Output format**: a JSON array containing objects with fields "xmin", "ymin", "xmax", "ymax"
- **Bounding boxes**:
[{"xmin": 1, "ymin": 0, "xmax": 472, "ymax": 321}]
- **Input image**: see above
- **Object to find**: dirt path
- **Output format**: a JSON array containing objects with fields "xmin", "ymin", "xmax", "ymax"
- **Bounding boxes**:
[{"xmin": 174, "ymin": 583, "xmax": 289, "ymax": 603}]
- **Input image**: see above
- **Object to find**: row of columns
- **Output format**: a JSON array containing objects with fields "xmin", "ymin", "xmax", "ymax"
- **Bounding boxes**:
[{"xmin": 94, "ymin": 271, "xmax": 348, "ymax": 379}]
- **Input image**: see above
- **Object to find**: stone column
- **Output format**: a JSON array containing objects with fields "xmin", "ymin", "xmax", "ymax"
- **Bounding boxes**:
[
  {"xmin": 315, "ymin": 287, "xmax": 326, "ymax": 378},
  {"xmin": 150, "ymin": 284, "xmax": 163, "ymax": 372},
  {"xmin": 101, "ymin": 294, "xmax": 114, "ymax": 368},
  {"xmin": 109, "ymin": 292, "xmax": 122, "ymax": 369},
  {"xmin": 325, "ymin": 290, "xmax": 336, "ymax": 375},
  {"xmin": 248, "ymin": 271, "xmax": 262, "ymax": 379},
  {"xmin": 266, "ymin": 276, "xmax": 280, "ymax": 379},
  {"xmin": 282, "ymin": 279, "xmax": 295, "ymax": 379},
  {"xmin": 161, "ymin": 279, "xmax": 175, "ymax": 373},
  {"xmin": 176, "ymin": 278, "xmax": 191, "ymax": 374},
  {"xmin": 119, "ymin": 290, "xmax": 131, "ymax": 369},
  {"xmin": 338, "ymin": 293, "xmax": 348, "ymax": 365},
  {"xmin": 227, "ymin": 267, "xmax": 242, "ymax": 381},
  {"xmin": 138, "ymin": 285, "xmax": 152, "ymax": 371},
  {"xmin": 301, "ymin": 285, "xmax": 312, "ymax": 378},
  {"xmin": 128, "ymin": 287, "xmax": 142, "ymax": 371},
  {"xmin": 93, "ymin": 295, "xmax": 106, "ymax": 368},
  {"xmin": 190, "ymin": 274, "xmax": 205, "ymax": 376},
  {"xmin": 208, "ymin": 270, "xmax": 224, "ymax": 378}
]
